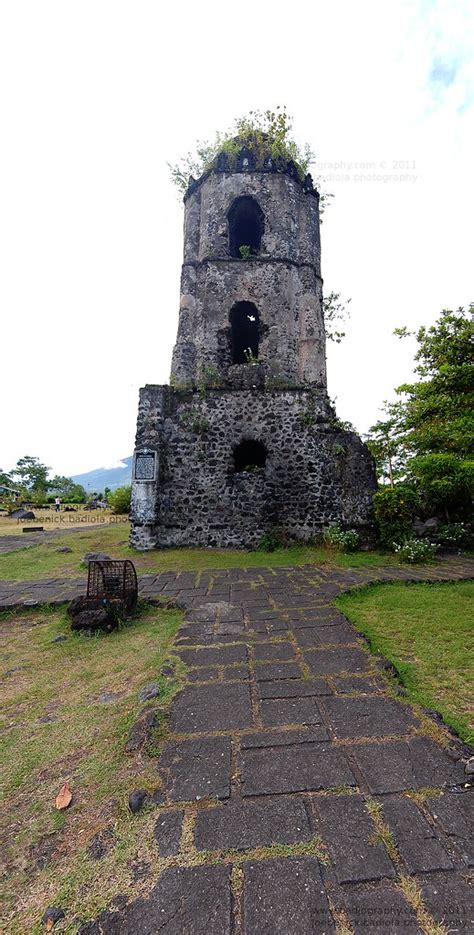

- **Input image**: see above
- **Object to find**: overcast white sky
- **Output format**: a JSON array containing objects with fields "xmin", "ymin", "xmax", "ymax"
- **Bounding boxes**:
[{"xmin": 1, "ymin": 0, "xmax": 472, "ymax": 477}]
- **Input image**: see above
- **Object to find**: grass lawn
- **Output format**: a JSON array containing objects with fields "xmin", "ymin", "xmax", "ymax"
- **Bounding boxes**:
[
  {"xmin": 337, "ymin": 580, "xmax": 474, "ymax": 744},
  {"xmin": 0, "ymin": 522, "xmax": 397, "ymax": 580},
  {"xmin": 0, "ymin": 604, "xmax": 183, "ymax": 933}
]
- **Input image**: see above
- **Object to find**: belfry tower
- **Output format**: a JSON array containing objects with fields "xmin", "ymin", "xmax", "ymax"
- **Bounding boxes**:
[{"xmin": 130, "ymin": 144, "xmax": 376, "ymax": 549}]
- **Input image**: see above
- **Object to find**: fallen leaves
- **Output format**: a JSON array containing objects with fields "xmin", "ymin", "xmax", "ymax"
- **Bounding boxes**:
[{"xmin": 55, "ymin": 781, "xmax": 72, "ymax": 810}]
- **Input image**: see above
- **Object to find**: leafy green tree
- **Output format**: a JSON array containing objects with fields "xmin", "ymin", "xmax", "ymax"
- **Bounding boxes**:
[
  {"xmin": 0, "ymin": 469, "xmax": 14, "ymax": 488},
  {"xmin": 394, "ymin": 306, "xmax": 473, "ymax": 458},
  {"xmin": 12, "ymin": 456, "xmax": 50, "ymax": 493},
  {"xmin": 366, "ymin": 401, "xmax": 407, "ymax": 486},
  {"xmin": 368, "ymin": 305, "xmax": 473, "ymax": 530},
  {"xmin": 107, "ymin": 485, "xmax": 131, "ymax": 514}
]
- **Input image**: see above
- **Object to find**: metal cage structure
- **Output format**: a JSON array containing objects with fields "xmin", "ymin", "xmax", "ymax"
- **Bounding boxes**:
[{"xmin": 87, "ymin": 560, "xmax": 138, "ymax": 613}]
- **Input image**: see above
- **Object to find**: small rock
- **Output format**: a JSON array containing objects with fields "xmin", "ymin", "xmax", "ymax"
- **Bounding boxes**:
[
  {"xmin": 51, "ymin": 635, "xmax": 67, "ymax": 643},
  {"xmin": 465, "ymin": 757, "xmax": 474, "ymax": 775},
  {"xmin": 42, "ymin": 906, "xmax": 65, "ymax": 927},
  {"xmin": 56, "ymin": 547, "xmax": 73, "ymax": 553},
  {"xmin": 128, "ymin": 789, "xmax": 148, "ymax": 814},
  {"xmin": 83, "ymin": 552, "xmax": 111, "ymax": 563},
  {"xmin": 160, "ymin": 664, "xmax": 174, "ymax": 678},
  {"xmin": 124, "ymin": 707, "xmax": 157, "ymax": 754},
  {"xmin": 138, "ymin": 682, "xmax": 160, "ymax": 702},
  {"xmin": 23, "ymin": 600, "xmax": 39, "ymax": 607}
]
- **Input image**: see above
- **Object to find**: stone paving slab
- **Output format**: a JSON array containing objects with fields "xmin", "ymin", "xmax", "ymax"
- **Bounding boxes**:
[
  {"xmin": 242, "ymin": 857, "xmax": 335, "ymax": 934},
  {"xmin": 352, "ymin": 737, "xmax": 467, "ymax": 793},
  {"xmin": 426, "ymin": 790, "xmax": 474, "ymax": 867},
  {"xmin": 337, "ymin": 882, "xmax": 423, "ymax": 934},
  {"xmin": 194, "ymin": 798, "xmax": 312, "ymax": 851},
  {"xmin": 154, "ymin": 811, "xmax": 183, "ymax": 856},
  {"xmin": 169, "ymin": 683, "xmax": 253, "ymax": 733},
  {"xmin": 159, "ymin": 737, "xmax": 232, "ymax": 801},
  {"xmin": 240, "ymin": 742, "xmax": 357, "ymax": 795},
  {"xmin": 322, "ymin": 694, "xmax": 420, "ymax": 738},
  {"xmin": 381, "ymin": 796, "xmax": 453, "ymax": 874},
  {"xmin": 314, "ymin": 794, "xmax": 396, "ymax": 884},
  {"xmin": 78, "ymin": 865, "xmax": 232, "ymax": 934}
]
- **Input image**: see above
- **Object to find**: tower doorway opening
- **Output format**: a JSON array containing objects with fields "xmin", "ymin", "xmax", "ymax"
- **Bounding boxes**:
[
  {"xmin": 233, "ymin": 439, "xmax": 267, "ymax": 473},
  {"xmin": 230, "ymin": 302, "xmax": 260, "ymax": 364},
  {"xmin": 228, "ymin": 196, "xmax": 264, "ymax": 257}
]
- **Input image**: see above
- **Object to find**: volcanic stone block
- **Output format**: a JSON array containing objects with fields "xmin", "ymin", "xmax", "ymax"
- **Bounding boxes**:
[
  {"xmin": 154, "ymin": 811, "xmax": 183, "ymax": 856},
  {"xmin": 332, "ymin": 676, "xmax": 379, "ymax": 694},
  {"xmin": 258, "ymin": 678, "xmax": 332, "ymax": 699},
  {"xmin": 353, "ymin": 737, "xmax": 466, "ymax": 794},
  {"xmin": 305, "ymin": 647, "xmax": 370, "ymax": 676},
  {"xmin": 254, "ymin": 662, "xmax": 303, "ymax": 681},
  {"xmin": 195, "ymin": 799, "xmax": 311, "ymax": 851},
  {"xmin": 186, "ymin": 667, "xmax": 219, "ymax": 682},
  {"xmin": 261, "ymin": 696, "xmax": 322, "ymax": 727},
  {"xmin": 420, "ymin": 874, "xmax": 474, "ymax": 932},
  {"xmin": 159, "ymin": 737, "xmax": 231, "ymax": 801},
  {"xmin": 339, "ymin": 883, "xmax": 422, "ymax": 933},
  {"xmin": 78, "ymin": 864, "xmax": 232, "ymax": 934},
  {"xmin": 169, "ymin": 683, "xmax": 252, "ymax": 733},
  {"xmin": 252, "ymin": 641, "xmax": 297, "ymax": 661},
  {"xmin": 426, "ymin": 791, "xmax": 474, "ymax": 866},
  {"xmin": 322, "ymin": 696, "xmax": 419, "ymax": 739},
  {"xmin": 314, "ymin": 795, "xmax": 395, "ymax": 884},
  {"xmin": 241, "ymin": 742, "xmax": 356, "ymax": 795},
  {"xmin": 295, "ymin": 624, "xmax": 358, "ymax": 648},
  {"xmin": 241, "ymin": 727, "xmax": 329, "ymax": 748},
  {"xmin": 243, "ymin": 857, "xmax": 335, "ymax": 934},
  {"xmin": 381, "ymin": 796, "xmax": 453, "ymax": 873},
  {"xmin": 178, "ymin": 644, "xmax": 247, "ymax": 667}
]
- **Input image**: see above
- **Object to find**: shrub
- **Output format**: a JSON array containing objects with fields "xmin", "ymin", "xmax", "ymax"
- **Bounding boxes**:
[
  {"xmin": 108, "ymin": 485, "xmax": 131, "ymax": 515},
  {"xmin": 393, "ymin": 537, "xmax": 438, "ymax": 564},
  {"xmin": 373, "ymin": 484, "xmax": 420, "ymax": 548},
  {"xmin": 432, "ymin": 522, "xmax": 473, "ymax": 550},
  {"xmin": 323, "ymin": 524, "xmax": 360, "ymax": 552},
  {"xmin": 258, "ymin": 528, "xmax": 289, "ymax": 552}
]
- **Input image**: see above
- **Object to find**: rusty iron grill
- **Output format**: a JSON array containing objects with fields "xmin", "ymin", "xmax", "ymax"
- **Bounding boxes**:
[{"xmin": 87, "ymin": 560, "xmax": 138, "ymax": 612}]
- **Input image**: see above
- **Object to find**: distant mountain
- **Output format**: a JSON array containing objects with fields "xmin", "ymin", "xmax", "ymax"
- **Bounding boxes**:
[{"xmin": 71, "ymin": 456, "xmax": 133, "ymax": 493}]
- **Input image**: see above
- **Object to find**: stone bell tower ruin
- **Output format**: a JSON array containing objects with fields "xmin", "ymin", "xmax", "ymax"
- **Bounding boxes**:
[{"xmin": 130, "ymin": 143, "xmax": 376, "ymax": 549}]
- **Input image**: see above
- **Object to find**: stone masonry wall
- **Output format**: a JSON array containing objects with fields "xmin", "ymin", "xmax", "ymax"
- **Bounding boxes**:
[{"xmin": 130, "ymin": 385, "xmax": 377, "ymax": 550}]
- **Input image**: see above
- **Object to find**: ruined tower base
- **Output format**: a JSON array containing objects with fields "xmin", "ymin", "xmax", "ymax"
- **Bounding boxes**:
[{"xmin": 130, "ymin": 383, "xmax": 376, "ymax": 551}]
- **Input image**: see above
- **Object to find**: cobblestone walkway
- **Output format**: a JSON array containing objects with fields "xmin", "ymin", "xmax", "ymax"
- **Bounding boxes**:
[{"xmin": 2, "ymin": 557, "xmax": 473, "ymax": 933}]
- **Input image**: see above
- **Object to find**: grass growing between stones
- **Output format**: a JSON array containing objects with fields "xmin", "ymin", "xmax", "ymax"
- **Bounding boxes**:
[
  {"xmin": 0, "ymin": 604, "xmax": 183, "ymax": 933},
  {"xmin": 0, "ymin": 522, "xmax": 397, "ymax": 581},
  {"xmin": 337, "ymin": 580, "xmax": 474, "ymax": 745}
]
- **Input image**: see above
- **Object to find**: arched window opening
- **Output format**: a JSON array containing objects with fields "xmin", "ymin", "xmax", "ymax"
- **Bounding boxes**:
[
  {"xmin": 229, "ymin": 302, "xmax": 260, "ymax": 364},
  {"xmin": 234, "ymin": 439, "xmax": 267, "ymax": 473},
  {"xmin": 228, "ymin": 196, "xmax": 264, "ymax": 258}
]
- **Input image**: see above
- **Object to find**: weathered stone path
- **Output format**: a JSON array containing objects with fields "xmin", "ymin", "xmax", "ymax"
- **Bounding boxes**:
[{"xmin": 2, "ymin": 557, "xmax": 473, "ymax": 933}]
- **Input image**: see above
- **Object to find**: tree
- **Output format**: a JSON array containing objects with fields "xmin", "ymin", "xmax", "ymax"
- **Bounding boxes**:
[
  {"xmin": 108, "ymin": 486, "xmax": 131, "ymax": 515},
  {"xmin": 49, "ymin": 476, "xmax": 87, "ymax": 502},
  {"xmin": 366, "ymin": 401, "xmax": 407, "ymax": 486},
  {"xmin": 323, "ymin": 292, "xmax": 351, "ymax": 344},
  {"xmin": 393, "ymin": 306, "xmax": 473, "ymax": 459},
  {"xmin": 0, "ymin": 469, "xmax": 13, "ymax": 488},
  {"xmin": 368, "ymin": 305, "xmax": 474, "ymax": 527},
  {"xmin": 12, "ymin": 456, "xmax": 50, "ymax": 493}
]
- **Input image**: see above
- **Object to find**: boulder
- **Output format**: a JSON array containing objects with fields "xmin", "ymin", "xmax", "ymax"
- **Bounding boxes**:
[
  {"xmin": 83, "ymin": 552, "xmax": 111, "ymax": 563},
  {"xmin": 67, "ymin": 596, "xmax": 118, "ymax": 633},
  {"xmin": 9, "ymin": 508, "xmax": 35, "ymax": 520}
]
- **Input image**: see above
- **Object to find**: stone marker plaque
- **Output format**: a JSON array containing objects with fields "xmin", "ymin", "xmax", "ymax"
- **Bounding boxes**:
[{"xmin": 134, "ymin": 451, "xmax": 156, "ymax": 481}]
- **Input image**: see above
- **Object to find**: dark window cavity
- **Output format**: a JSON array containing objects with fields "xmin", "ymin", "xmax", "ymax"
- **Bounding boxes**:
[
  {"xmin": 228, "ymin": 196, "xmax": 264, "ymax": 258},
  {"xmin": 229, "ymin": 302, "xmax": 260, "ymax": 364},
  {"xmin": 233, "ymin": 439, "xmax": 267, "ymax": 473}
]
